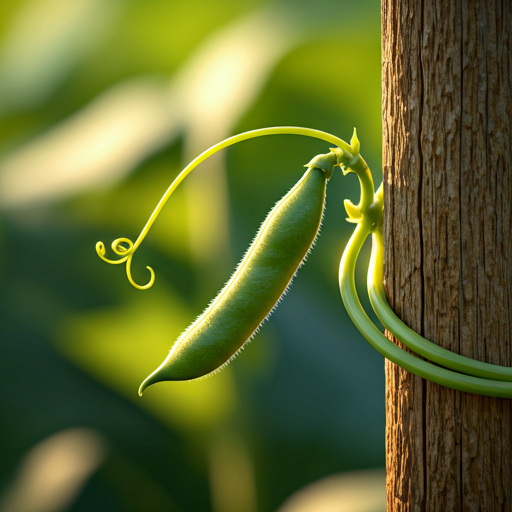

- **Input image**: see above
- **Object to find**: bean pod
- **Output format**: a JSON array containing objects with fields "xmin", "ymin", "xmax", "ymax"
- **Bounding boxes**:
[{"xmin": 139, "ymin": 152, "xmax": 336, "ymax": 394}]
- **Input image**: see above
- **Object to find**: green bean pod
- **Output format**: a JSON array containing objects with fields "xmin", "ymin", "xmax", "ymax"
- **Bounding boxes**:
[{"xmin": 138, "ymin": 153, "xmax": 336, "ymax": 394}]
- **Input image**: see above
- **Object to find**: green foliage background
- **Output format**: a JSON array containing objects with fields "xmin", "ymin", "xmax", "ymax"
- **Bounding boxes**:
[{"xmin": 0, "ymin": 0, "xmax": 384, "ymax": 510}]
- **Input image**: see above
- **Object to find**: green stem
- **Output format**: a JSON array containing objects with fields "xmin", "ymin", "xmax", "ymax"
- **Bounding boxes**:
[
  {"xmin": 368, "ymin": 226, "xmax": 512, "ymax": 381},
  {"xmin": 130, "ymin": 127, "xmax": 351, "ymax": 253}
]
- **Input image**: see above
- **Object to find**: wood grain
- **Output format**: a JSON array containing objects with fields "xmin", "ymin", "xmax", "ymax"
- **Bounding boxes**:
[{"xmin": 382, "ymin": 0, "xmax": 512, "ymax": 510}]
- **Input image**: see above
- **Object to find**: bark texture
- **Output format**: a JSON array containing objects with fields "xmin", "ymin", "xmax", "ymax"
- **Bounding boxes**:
[{"xmin": 382, "ymin": 1, "xmax": 512, "ymax": 511}]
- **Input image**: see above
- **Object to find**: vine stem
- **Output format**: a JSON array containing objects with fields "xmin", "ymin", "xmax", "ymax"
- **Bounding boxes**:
[
  {"xmin": 96, "ymin": 126, "xmax": 355, "ymax": 289},
  {"xmin": 131, "ymin": 127, "xmax": 351, "ymax": 253},
  {"xmin": 340, "ymin": 218, "xmax": 512, "ymax": 398}
]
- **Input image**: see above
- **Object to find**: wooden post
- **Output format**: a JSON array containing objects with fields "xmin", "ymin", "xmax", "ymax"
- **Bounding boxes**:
[{"xmin": 382, "ymin": 1, "xmax": 512, "ymax": 511}]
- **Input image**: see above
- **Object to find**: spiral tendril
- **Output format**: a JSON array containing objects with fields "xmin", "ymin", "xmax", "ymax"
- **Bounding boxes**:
[{"xmin": 95, "ymin": 237, "xmax": 154, "ymax": 289}]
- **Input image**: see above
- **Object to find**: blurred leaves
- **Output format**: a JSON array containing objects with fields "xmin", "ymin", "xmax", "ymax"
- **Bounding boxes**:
[
  {"xmin": 0, "ymin": 0, "xmax": 119, "ymax": 113},
  {"xmin": 0, "ymin": 0, "xmax": 384, "ymax": 511},
  {"xmin": 1, "ymin": 428, "xmax": 105, "ymax": 512},
  {"xmin": 276, "ymin": 469, "xmax": 385, "ymax": 512}
]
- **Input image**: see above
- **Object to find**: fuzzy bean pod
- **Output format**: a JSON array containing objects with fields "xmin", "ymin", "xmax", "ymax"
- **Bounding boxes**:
[{"xmin": 138, "ymin": 152, "xmax": 337, "ymax": 394}]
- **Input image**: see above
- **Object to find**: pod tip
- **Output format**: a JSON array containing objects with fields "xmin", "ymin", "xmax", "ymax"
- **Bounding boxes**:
[{"xmin": 138, "ymin": 375, "xmax": 153, "ymax": 396}]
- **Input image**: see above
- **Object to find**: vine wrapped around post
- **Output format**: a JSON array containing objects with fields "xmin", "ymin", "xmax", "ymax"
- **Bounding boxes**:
[{"xmin": 95, "ymin": 128, "xmax": 512, "ymax": 398}]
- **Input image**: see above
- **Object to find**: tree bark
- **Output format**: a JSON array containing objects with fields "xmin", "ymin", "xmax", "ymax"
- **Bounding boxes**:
[{"xmin": 382, "ymin": 1, "xmax": 512, "ymax": 511}]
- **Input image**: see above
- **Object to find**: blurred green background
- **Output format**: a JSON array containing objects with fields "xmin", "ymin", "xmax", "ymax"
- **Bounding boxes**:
[{"xmin": 0, "ymin": 1, "xmax": 385, "ymax": 511}]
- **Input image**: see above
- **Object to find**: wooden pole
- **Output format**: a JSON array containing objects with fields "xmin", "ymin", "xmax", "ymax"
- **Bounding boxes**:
[{"xmin": 382, "ymin": 1, "xmax": 512, "ymax": 510}]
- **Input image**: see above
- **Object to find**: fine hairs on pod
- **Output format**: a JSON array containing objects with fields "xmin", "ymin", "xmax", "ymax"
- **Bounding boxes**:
[{"xmin": 138, "ymin": 152, "xmax": 337, "ymax": 394}]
